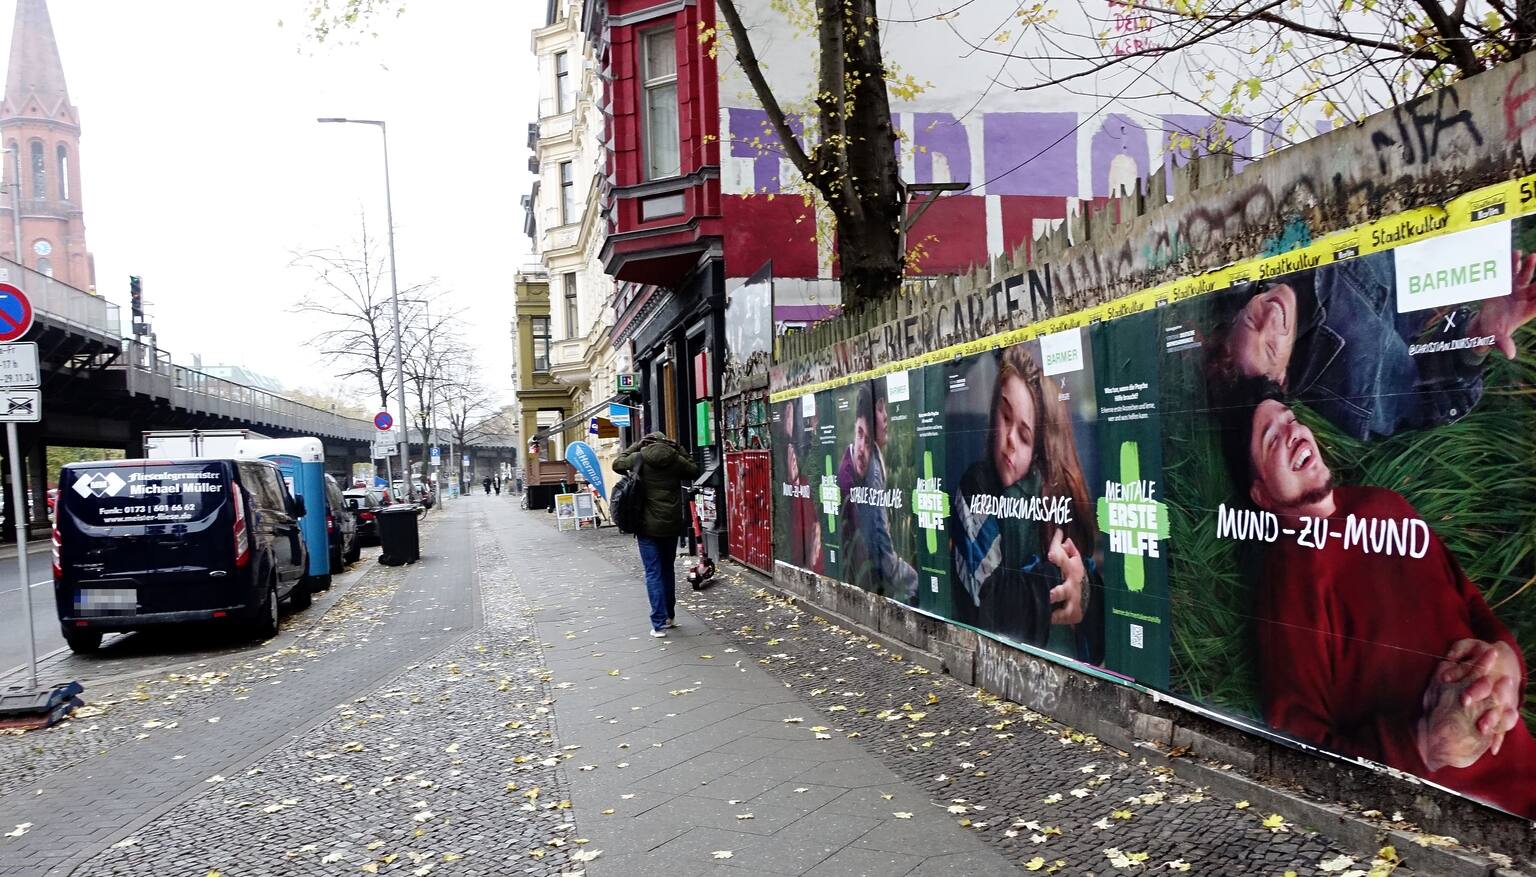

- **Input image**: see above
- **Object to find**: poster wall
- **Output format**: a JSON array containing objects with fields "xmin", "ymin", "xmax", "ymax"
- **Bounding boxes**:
[{"xmin": 771, "ymin": 180, "xmax": 1536, "ymax": 818}]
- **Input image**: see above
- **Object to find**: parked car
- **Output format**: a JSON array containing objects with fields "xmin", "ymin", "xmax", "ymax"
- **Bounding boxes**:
[
  {"xmin": 323, "ymin": 474, "xmax": 359, "ymax": 570},
  {"xmin": 343, "ymin": 487, "xmax": 385, "ymax": 546},
  {"xmin": 391, "ymin": 480, "xmax": 433, "ymax": 508},
  {"xmin": 53, "ymin": 458, "xmax": 310, "ymax": 653}
]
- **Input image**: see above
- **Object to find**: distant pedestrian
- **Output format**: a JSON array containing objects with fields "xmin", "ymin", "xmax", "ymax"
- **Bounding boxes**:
[
  {"xmin": 613, "ymin": 432, "xmax": 699, "ymax": 637},
  {"xmin": 493, "ymin": 476, "xmax": 501, "ymax": 496},
  {"xmin": 482, "ymin": 476, "xmax": 492, "ymax": 495},
  {"xmin": 515, "ymin": 474, "xmax": 523, "ymax": 494}
]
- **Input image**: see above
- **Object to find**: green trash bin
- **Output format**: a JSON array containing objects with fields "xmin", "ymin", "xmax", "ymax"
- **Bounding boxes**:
[{"xmin": 377, "ymin": 504, "xmax": 421, "ymax": 566}]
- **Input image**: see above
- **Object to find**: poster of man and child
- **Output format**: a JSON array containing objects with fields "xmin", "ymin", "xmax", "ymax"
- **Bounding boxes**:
[{"xmin": 772, "ymin": 208, "xmax": 1536, "ymax": 818}]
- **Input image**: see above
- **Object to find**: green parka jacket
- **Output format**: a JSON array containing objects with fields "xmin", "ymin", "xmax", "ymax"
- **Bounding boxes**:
[{"xmin": 612, "ymin": 433, "xmax": 701, "ymax": 538}]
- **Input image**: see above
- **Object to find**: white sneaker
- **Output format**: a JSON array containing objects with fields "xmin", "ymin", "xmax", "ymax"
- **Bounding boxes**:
[{"xmin": 649, "ymin": 628, "xmax": 667, "ymax": 638}]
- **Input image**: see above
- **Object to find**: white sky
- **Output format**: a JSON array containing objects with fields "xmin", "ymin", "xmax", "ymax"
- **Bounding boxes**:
[{"xmin": 6, "ymin": 0, "xmax": 544, "ymax": 407}]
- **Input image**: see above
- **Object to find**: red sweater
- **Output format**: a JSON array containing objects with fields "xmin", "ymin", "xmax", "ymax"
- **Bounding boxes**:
[{"xmin": 1257, "ymin": 486, "xmax": 1535, "ymax": 818}]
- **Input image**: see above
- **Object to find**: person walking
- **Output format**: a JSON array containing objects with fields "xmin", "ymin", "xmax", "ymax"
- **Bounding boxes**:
[
  {"xmin": 482, "ymin": 476, "xmax": 492, "ymax": 495},
  {"xmin": 613, "ymin": 432, "xmax": 700, "ymax": 637},
  {"xmin": 493, "ymin": 475, "xmax": 501, "ymax": 496}
]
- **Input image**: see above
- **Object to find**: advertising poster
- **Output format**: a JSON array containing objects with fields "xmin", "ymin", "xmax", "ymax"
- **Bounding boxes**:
[
  {"xmin": 1159, "ymin": 221, "xmax": 1536, "ymax": 818},
  {"xmin": 1093, "ymin": 311, "xmax": 1172, "ymax": 687},
  {"xmin": 836, "ymin": 375, "xmax": 919, "ymax": 601},
  {"xmin": 942, "ymin": 340, "xmax": 1105, "ymax": 664},
  {"xmin": 911, "ymin": 364, "xmax": 953, "ymax": 616},
  {"xmin": 769, "ymin": 177, "xmax": 1536, "ymax": 818},
  {"xmin": 772, "ymin": 395, "xmax": 822, "ymax": 574},
  {"xmin": 816, "ymin": 389, "xmax": 846, "ymax": 580}
]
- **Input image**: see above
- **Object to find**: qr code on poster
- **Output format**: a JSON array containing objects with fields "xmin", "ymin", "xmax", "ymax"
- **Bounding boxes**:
[{"xmin": 1129, "ymin": 624, "xmax": 1145, "ymax": 650}]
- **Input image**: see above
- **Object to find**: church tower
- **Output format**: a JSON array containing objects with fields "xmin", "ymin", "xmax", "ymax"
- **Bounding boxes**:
[{"xmin": 0, "ymin": 0, "xmax": 91, "ymax": 290}]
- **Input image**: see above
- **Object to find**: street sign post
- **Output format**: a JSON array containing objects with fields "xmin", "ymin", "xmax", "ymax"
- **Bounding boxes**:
[
  {"xmin": 1, "ymin": 288, "xmax": 40, "ymax": 689},
  {"xmin": 0, "ymin": 342, "xmax": 40, "ymax": 387},
  {"xmin": 0, "ymin": 283, "xmax": 35, "ymax": 343},
  {"xmin": 0, "ymin": 388, "xmax": 41, "ymax": 422},
  {"xmin": 429, "ymin": 446, "xmax": 441, "ymax": 467},
  {"xmin": 374, "ymin": 411, "xmax": 394, "ymax": 431}
]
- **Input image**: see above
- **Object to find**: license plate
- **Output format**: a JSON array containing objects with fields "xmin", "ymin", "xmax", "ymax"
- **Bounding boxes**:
[{"xmin": 75, "ymin": 588, "xmax": 137, "ymax": 616}]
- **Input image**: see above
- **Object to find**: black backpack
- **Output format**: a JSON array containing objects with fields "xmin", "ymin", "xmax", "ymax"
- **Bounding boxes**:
[{"xmin": 610, "ymin": 452, "xmax": 646, "ymax": 534}]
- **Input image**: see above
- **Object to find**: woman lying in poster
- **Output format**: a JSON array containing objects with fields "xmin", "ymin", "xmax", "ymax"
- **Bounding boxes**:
[
  {"xmin": 948, "ymin": 344, "xmax": 1105, "ymax": 664},
  {"xmin": 1227, "ymin": 390, "xmax": 1535, "ymax": 818}
]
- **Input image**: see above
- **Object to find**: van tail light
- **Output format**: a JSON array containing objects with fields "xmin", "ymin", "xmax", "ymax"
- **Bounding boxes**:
[
  {"xmin": 51, "ymin": 520, "xmax": 61, "ymax": 579},
  {"xmin": 232, "ymin": 483, "xmax": 250, "ymax": 568},
  {"xmin": 359, "ymin": 511, "xmax": 375, "ymax": 522},
  {"xmin": 326, "ymin": 512, "xmax": 335, "ymax": 534}
]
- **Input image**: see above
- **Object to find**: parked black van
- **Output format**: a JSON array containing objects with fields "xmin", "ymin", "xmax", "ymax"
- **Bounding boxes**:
[{"xmin": 53, "ymin": 458, "xmax": 310, "ymax": 653}]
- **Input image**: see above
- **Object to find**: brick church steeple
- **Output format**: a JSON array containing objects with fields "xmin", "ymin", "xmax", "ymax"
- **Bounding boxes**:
[{"xmin": 0, "ymin": 0, "xmax": 91, "ymax": 290}]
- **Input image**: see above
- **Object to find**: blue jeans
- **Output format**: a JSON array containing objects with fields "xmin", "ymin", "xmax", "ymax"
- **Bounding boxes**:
[{"xmin": 636, "ymin": 535, "xmax": 677, "ymax": 631}]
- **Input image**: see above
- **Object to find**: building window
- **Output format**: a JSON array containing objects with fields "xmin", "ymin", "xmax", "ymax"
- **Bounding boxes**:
[
  {"xmin": 555, "ymin": 51, "xmax": 572, "ymax": 114},
  {"xmin": 563, "ymin": 274, "xmax": 579, "ymax": 339},
  {"xmin": 537, "ymin": 409, "xmax": 566, "ymax": 461},
  {"xmin": 640, "ymin": 26, "xmax": 680, "ymax": 180},
  {"xmin": 36, "ymin": 256, "xmax": 51, "ymax": 276},
  {"xmin": 559, "ymin": 161, "xmax": 575, "ymax": 225},
  {"xmin": 531, "ymin": 316, "xmax": 551, "ymax": 372},
  {"xmin": 29, "ymin": 140, "xmax": 44, "ymax": 200},
  {"xmin": 55, "ymin": 144, "xmax": 68, "ymax": 201}
]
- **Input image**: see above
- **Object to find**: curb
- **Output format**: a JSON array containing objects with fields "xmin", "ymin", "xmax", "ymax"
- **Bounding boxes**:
[{"xmin": 723, "ymin": 558, "xmax": 1530, "ymax": 877}]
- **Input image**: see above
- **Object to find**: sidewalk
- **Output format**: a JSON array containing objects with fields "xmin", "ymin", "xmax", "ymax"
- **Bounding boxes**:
[
  {"xmin": 485, "ymin": 509, "xmax": 1020, "ymax": 877},
  {"xmin": 494, "ymin": 510, "xmax": 1460, "ymax": 877}
]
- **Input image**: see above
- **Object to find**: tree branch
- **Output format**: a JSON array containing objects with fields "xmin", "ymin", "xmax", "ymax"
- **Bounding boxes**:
[{"xmin": 716, "ymin": 0, "xmax": 816, "ymax": 180}]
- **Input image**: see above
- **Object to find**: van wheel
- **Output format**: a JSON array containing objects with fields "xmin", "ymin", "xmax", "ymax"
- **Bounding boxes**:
[
  {"xmin": 250, "ymin": 580, "xmax": 279, "ymax": 641},
  {"xmin": 64, "ymin": 630, "xmax": 101, "ymax": 654},
  {"xmin": 331, "ymin": 545, "xmax": 345, "ymax": 572},
  {"xmin": 290, "ymin": 579, "xmax": 314, "ymax": 609},
  {"xmin": 345, "ymin": 541, "xmax": 360, "ymax": 564}
]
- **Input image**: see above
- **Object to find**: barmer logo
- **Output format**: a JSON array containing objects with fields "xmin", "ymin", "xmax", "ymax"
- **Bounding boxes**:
[
  {"xmin": 73, "ymin": 471, "xmax": 126, "ymax": 499},
  {"xmin": 1039, "ymin": 328, "xmax": 1084, "ymax": 377},
  {"xmin": 1394, "ymin": 221, "xmax": 1512, "ymax": 312}
]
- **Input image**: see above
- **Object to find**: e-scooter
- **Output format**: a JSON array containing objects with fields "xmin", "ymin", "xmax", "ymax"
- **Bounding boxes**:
[{"xmin": 684, "ymin": 485, "xmax": 717, "ymax": 590}]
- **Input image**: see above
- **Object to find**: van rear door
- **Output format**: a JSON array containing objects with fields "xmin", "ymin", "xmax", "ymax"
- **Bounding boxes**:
[{"xmin": 58, "ymin": 462, "xmax": 234, "ymax": 612}]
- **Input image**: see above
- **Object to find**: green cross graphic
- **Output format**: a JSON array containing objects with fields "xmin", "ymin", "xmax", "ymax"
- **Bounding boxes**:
[
  {"xmin": 1095, "ymin": 440, "xmax": 1170, "ymax": 592},
  {"xmin": 911, "ymin": 450, "xmax": 950, "ymax": 553}
]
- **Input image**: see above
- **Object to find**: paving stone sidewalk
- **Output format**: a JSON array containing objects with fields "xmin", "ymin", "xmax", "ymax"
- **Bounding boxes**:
[
  {"xmin": 485, "ymin": 508, "xmax": 1030, "ymax": 877},
  {"xmin": 514, "ymin": 512, "xmax": 1440, "ymax": 877}
]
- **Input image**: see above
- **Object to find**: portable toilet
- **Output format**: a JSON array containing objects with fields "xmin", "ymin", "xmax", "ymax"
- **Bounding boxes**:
[{"xmin": 235, "ymin": 437, "xmax": 331, "ymax": 585}]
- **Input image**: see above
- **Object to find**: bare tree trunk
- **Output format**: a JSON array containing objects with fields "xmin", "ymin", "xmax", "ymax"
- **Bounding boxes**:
[{"xmin": 717, "ymin": 0, "xmax": 905, "ymax": 309}]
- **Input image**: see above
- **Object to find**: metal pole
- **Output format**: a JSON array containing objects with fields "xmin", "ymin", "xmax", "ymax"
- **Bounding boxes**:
[
  {"xmin": 379, "ymin": 123, "xmax": 413, "ymax": 503},
  {"xmin": 8, "ymin": 422, "xmax": 37, "ymax": 689}
]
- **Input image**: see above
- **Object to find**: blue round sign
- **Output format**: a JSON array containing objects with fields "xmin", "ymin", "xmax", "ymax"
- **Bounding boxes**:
[{"xmin": 374, "ymin": 411, "xmax": 394, "ymax": 431}]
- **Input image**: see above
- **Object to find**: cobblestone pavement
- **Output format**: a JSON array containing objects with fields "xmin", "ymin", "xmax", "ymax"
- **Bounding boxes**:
[
  {"xmin": 70, "ymin": 510, "xmax": 577, "ymax": 877},
  {"xmin": 0, "ymin": 503, "xmax": 510, "ymax": 877},
  {"xmin": 540, "ymin": 514, "xmax": 1441, "ymax": 877}
]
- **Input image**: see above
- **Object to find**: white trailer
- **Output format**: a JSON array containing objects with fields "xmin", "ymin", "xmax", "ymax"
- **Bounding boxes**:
[{"xmin": 142, "ymin": 429, "xmax": 271, "ymax": 458}]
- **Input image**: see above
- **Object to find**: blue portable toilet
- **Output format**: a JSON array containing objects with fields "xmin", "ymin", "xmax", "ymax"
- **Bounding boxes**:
[{"xmin": 235, "ymin": 437, "xmax": 331, "ymax": 584}]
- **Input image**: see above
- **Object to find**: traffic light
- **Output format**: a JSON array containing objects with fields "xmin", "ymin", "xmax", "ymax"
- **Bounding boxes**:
[{"xmin": 129, "ymin": 275, "xmax": 142, "ymax": 317}]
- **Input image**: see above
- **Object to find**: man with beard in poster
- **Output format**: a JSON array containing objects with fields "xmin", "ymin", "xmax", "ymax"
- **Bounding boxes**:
[
  {"xmin": 837, "ymin": 383, "xmax": 918, "ymax": 600},
  {"xmin": 1206, "ymin": 250, "xmax": 1536, "ymax": 440},
  {"xmin": 948, "ymin": 344, "xmax": 1102, "ymax": 662},
  {"xmin": 1228, "ymin": 391, "xmax": 1535, "ymax": 818}
]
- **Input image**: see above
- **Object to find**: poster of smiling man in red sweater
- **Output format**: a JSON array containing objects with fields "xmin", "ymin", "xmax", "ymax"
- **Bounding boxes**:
[{"xmin": 1228, "ymin": 392, "xmax": 1536, "ymax": 818}]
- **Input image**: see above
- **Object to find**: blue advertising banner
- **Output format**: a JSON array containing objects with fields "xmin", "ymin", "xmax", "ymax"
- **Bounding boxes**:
[
  {"xmin": 565, "ymin": 440, "xmax": 607, "ymax": 499},
  {"xmin": 609, "ymin": 403, "xmax": 632, "ymax": 427}
]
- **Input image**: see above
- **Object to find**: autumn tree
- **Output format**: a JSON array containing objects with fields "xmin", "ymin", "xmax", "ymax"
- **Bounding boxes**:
[
  {"xmin": 986, "ymin": 0, "xmax": 1534, "ymax": 149},
  {"xmin": 716, "ymin": 0, "xmax": 906, "ymax": 308},
  {"xmin": 291, "ymin": 217, "xmax": 440, "ymax": 411}
]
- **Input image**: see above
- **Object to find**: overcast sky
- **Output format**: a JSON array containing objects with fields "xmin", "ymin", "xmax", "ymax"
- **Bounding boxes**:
[{"xmin": 4, "ymin": 0, "xmax": 543, "ymax": 407}]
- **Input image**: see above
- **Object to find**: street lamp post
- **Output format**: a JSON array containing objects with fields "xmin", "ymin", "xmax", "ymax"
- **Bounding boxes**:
[{"xmin": 318, "ymin": 117, "xmax": 413, "ymax": 502}]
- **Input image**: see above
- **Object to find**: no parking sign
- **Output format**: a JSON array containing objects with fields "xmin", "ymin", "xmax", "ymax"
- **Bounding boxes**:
[{"xmin": 0, "ymin": 283, "xmax": 35, "ymax": 342}]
